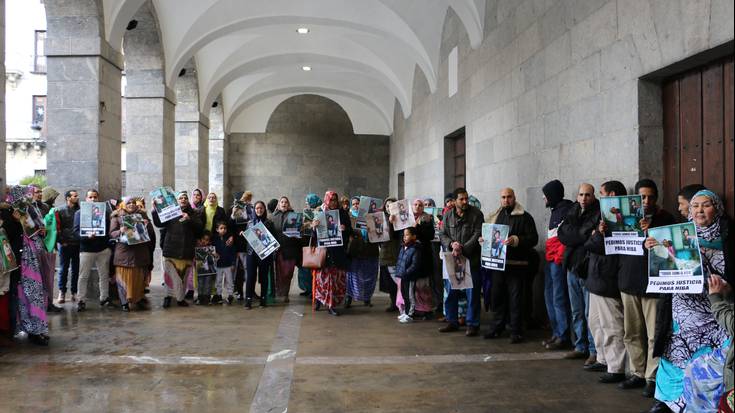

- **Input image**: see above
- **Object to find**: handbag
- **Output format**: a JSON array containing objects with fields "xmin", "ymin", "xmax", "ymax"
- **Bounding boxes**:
[{"xmin": 302, "ymin": 238, "xmax": 326, "ymax": 269}]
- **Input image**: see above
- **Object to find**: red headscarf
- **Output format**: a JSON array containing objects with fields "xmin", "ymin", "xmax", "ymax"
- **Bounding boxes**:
[{"xmin": 322, "ymin": 191, "xmax": 338, "ymax": 211}]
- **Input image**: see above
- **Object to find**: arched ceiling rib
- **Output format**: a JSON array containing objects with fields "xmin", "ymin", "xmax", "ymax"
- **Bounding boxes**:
[{"xmin": 104, "ymin": 0, "xmax": 485, "ymax": 135}]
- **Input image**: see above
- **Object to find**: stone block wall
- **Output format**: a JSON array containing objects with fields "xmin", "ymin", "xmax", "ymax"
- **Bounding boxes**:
[
  {"xmin": 390, "ymin": 0, "xmax": 734, "ymax": 238},
  {"xmin": 0, "ymin": 0, "xmax": 5, "ymax": 188},
  {"xmin": 228, "ymin": 95, "xmax": 390, "ymax": 207}
]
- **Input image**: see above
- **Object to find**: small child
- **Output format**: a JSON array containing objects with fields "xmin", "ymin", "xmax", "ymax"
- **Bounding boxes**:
[
  {"xmin": 707, "ymin": 274, "xmax": 733, "ymax": 411},
  {"xmin": 395, "ymin": 227, "xmax": 421, "ymax": 323},
  {"xmin": 212, "ymin": 221, "xmax": 236, "ymax": 305},
  {"xmin": 194, "ymin": 231, "xmax": 214, "ymax": 305}
]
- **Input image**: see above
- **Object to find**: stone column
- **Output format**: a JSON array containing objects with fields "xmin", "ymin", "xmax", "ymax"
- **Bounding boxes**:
[
  {"xmin": 124, "ymin": 85, "xmax": 176, "ymax": 197},
  {"xmin": 208, "ymin": 101, "xmax": 229, "ymax": 206},
  {"xmin": 45, "ymin": 0, "xmax": 123, "ymax": 201},
  {"xmin": 174, "ymin": 67, "xmax": 208, "ymax": 192},
  {"xmin": 123, "ymin": 0, "xmax": 175, "ymax": 198},
  {"xmin": 0, "ymin": 0, "xmax": 6, "ymax": 188}
]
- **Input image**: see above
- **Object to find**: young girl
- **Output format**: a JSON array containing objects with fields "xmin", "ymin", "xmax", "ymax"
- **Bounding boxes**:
[
  {"xmin": 212, "ymin": 221, "xmax": 236, "ymax": 305},
  {"xmin": 395, "ymin": 227, "xmax": 422, "ymax": 323}
]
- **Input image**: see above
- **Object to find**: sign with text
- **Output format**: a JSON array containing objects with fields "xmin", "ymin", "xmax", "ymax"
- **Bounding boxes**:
[
  {"xmin": 80, "ymin": 201, "xmax": 107, "ymax": 237},
  {"xmin": 600, "ymin": 195, "xmax": 645, "ymax": 255},
  {"xmin": 646, "ymin": 222, "xmax": 703, "ymax": 294},
  {"xmin": 242, "ymin": 222, "xmax": 280, "ymax": 260},
  {"xmin": 150, "ymin": 186, "xmax": 182, "ymax": 223},
  {"xmin": 315, "ymin": 210, "xmax": 343, "ymax": 247},
  {"xmin": 481, "ymin": 223, "xmax": 509, "ymax": 271}
]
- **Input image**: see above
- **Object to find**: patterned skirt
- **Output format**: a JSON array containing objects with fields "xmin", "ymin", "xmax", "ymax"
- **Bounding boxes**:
[
  {"xmin": 17, "ymin": 234, "xmax": 48, "ymax": 335},
  {"xmin": 116, "ymin": 266, "xmax": 146, "ymax": 305},
  {"xmin": 346, "ymin": 257, "xmax": 379, "ymax": 302},
  {"xmin": 313, "ymin": 266, "xmax": 346, "ymax": 309}
]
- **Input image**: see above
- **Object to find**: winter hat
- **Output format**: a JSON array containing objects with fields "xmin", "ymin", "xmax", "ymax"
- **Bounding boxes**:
[
  {"xmin": 542, "ymin": 180, "xmax": 564, "ymax": 208},
  {"xmin": 41, "ymin": 186, "xmax": 60, "ymax": 203}
]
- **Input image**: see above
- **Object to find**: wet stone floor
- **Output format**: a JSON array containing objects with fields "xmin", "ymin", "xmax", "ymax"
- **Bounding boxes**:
[{"xmin": 0, "ymin": 277, "xmax": 652, "ymax": 413}]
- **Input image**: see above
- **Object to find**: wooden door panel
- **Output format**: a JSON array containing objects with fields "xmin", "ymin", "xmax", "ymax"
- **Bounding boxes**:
[
  {"xmin": 679, "ymin": 73, "xmax": 703, "ymax": 187},
  {"xmin": 702, "ymin": 64, "xmax": 724, "ymax": 196}
]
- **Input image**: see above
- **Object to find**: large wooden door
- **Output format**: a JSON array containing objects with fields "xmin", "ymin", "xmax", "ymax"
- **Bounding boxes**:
[{"xmin": 662, "ymin": 56, "xmax": 734, "ymax": 218}]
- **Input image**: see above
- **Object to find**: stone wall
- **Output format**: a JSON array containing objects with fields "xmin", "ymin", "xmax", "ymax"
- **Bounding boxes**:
[
  {"xmin": 228, "ymin": 94, "xmax": 390, "ymax": 206},
  {"xmin": 0, "ymin": 0, "xmax": 5, "ymax": 188},
  {"xmin": 174, "ymin": 63, "xmax": 209, "ymax": 193},
  {"xmin": 390, "ymin": 0, "xmax": 734, "ymax": 236},
  {"xmin": 208, "ymin": 100, "xmax": 229, "ymax": 206}
]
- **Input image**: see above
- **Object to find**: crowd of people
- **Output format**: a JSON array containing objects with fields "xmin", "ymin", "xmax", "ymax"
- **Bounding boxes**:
[{"xmin": 0, "ymin": 178, "xmax": 732, "ymax": 413}]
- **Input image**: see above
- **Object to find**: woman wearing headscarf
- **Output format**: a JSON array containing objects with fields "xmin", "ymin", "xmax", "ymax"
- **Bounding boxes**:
[
  {"xmin": 404, "ymin": 198, "xmax": 435, "ymax": 317},
  {"xmin": 202, "ymin": 192, "xmax": 230, "ymax": 234},
  {"xmin": 0, "ymin": 197, "xmax": 23, "ymax": 341},
  {"xmin": 190, "ymin": 188, "xmax": 205, "ymax": 211},
  {"xmin": 378, "ymin": 197, "xmax": 401, "ymax": 312},
  {"xmin": 230, "ymin": 191, "xmax": 254, "ymax": 301},
  {"xmin": 6, "ymin": 187, "xmax": 49, "ymax": 345},
  {"xmin": 244, "ymin": 200, "xmax": 276, "ymax": 309},
  {"xmin": 345, "ymin": 197, "xmax": 379, "ymax": 308},
  {"xmin": 647, "ymin": 190, "xmax": 733, "ymax": 413},
  {"xmin": 271, "ymin": 196, "xmax": 301, "ymax": 302},
  {"xmin": 297, "ymin": 193, "xmax": 321, "ymax": 297},
  {"xmin": 110, "ymin": 197, "xmax": 156, "ymax": 311},
  {"xmin": 310, "ymin": 191, "xmax": 352, "ymax": 316}
]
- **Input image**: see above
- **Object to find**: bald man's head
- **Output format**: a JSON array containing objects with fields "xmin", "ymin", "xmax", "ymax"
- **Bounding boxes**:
[
  {"xmin": 500, "ymin": 188, "xmax": 516, "ymax": 208},
  {"xmin": 577, "ymin": 183, "xmax": 595, "ymax": 210}
]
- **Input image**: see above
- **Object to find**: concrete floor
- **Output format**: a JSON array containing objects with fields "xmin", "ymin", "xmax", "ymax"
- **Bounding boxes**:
[{"xmin": 0, "ymin": 278, "xmax": 652, "ymax": 413}]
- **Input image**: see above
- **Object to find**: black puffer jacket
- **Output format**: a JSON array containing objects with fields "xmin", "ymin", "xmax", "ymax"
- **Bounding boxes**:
[
  {"xmin": 618, "ymin": 207, "xmax": 677, "ymax": 296},
  {"xmin": 558, "ymin": 200, "xmax": 600, "ymax": 277},
  {"xmin": 152, "ymin": 206, "xmax": 203, "ymax": 260},
  {"xmin": 583, "ymin": 211, "xmax": 620, "ymax": 298}
]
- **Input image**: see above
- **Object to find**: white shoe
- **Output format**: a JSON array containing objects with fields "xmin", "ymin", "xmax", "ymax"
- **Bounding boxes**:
[
  {"xmin": 57, "ymin": 292, "xmax": 66, "ymax": 304},
  {"xmin": 399, "ymin": 316, "xmax": 413, "ymax": 323}
]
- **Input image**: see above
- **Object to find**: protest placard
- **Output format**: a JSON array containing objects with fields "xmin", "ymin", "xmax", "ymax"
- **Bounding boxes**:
[
  {"xmin": 388, "ymin": 199, "xmax": 415, "ymax": 231},
  {"xmin": 355, "ymin": 196, "xmax": 383, "ymax": 230},
  {"xmin": 315, "ymin": 210, "xmax": 343, "ymax": 247},
  {"xmin": 481, "ymin": 223, "xmax": 509, "ymax": 271},
  {"xmin": 242, "ymin": 222, "xmax": 280, "ymax": 259},
  {"xmin": 0, "ymin": 229, "xmax": 19, "ymax": 274},
  {"xmin": 150, "ymin": 186, "xmax": 182, "ymax": 223},
  {"xmin": 365, "ymin": 212, "xmax": 390, "ymax": 243},
  {"xmin": 119, "ymin": 214, "xmax": 150, "ymax": 245},
  {"xmin": 283, "ymin": 212, "xmax": 303, "ymax": 238},
  {"xmin": 80, "ymin": 201, "xmax": 107, "ymax": 237},
  {"xmin": 195, "ymin": 246, "xmax": 217, "ymax": 277},
  {"xmin": 646, "ymin": 222, "xmax": 703, "ymax": 294},
  {"xmin": 600, "ymin": 195, "xmax": 646, "ymax": 255}
]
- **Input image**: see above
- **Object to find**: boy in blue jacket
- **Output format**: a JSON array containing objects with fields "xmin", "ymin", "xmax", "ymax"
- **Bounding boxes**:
[
  {"xmin": 212, "ymin": 221, "xmax": 237, "ymax": 305},
  {"xmin": 396, "ymin": 227, "xmax": 422, "ymax": 323}
]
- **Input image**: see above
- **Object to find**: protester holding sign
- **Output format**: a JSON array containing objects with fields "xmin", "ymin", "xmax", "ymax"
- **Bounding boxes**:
[
  {"xmin": 616, "ymin": 179, "xmax": 676, "ymax": 395},
  {"xmin": 271, "ymin": 197, "xmax": 301, "ymax": 302},
  {"xmin": 310, "ymin": 191, "xmax": 352, "ymax": 316},
  {"xmin": 438, "ymin": 188, "xmax": 483, "ymax": 337},
  {"xmin": 230, "ymin": 191, "xmax": 255, "ymax": 301},
  {"xmin": 584, "ymin": 181, "xmax": 627, "ymax": 382},
  {"xmin": 244, "ymin": 201, "xmax": 276, "ymax": 309},
  {"xmin": 648, "ymin": 190, "xmax": 733, "ymax": 413},
  {"xmin": 73, "ymin": 189, "xmax": 112, "ymax": 312},
  {"xmin": 345, "ymin": 200, "xmax": 380, "ymax": 309},
  {"xmin": 378, "ymin": 198, "xmax": 401, "ymax": 313},
  {"xmin": 483, "ymin": 188, "xmax": 538, "ymax": 343},
  {"xmin": 153, "ymin": 191, "xmax": 203, "ymax": 309},
  {"xmin": 296, "ymin": 193, "xmax": 321, "ymax": 297},
  {"xmin": 110, "ymin": 197, "xmax": 156, "ymax": 311}
]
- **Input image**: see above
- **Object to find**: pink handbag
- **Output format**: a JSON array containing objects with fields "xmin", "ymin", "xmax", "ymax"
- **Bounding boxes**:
[{"xmin": 302, "ymin": 239, "xmax": 326, "ymax": 269}]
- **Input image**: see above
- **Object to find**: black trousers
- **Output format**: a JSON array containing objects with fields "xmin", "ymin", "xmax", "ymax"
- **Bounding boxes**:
[
  {"xmin": 245, "ymin": 254, "xmax": 271, "ymax": 302},
  {"xmin": 489, "ymin": 268, "xmax": 524, "ymax": 335}
]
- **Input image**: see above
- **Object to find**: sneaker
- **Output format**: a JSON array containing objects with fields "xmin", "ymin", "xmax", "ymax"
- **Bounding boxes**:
[
  {"xmin": 563, "ymin": 350, "xmax": 589, "ymax": 360},
  {"xmin": 438, "ymin": 324, "xmax": 460, "ymax": 333},
  {"xmin": 77, "ymin": 301, "xmax": 86, "ymax": 312},
  {"xmin": 399, "ymin": 315, "xmax": 413, "ymax": 323},
  {"xmin": 226, "ymin": 296, "xmax": 234, "ymax": 305},
  {"xmin": 645, "ymin": 400, "xmax": 673, "ymax": 413},
  {"xmin": 210, "ymin": 295, "xmax": 223, "ymax": 305},
  {"xmin": 619, "ymin": 375, "xmax": 647, "ymax": 390},
  {"xmin": 642, "ymin": 381, "xmax": 656, "ymax": 398},
  {"xmin": 162, "ymin": 297, "xmax": 172, "ymax": 308},
  {"xmin": 465, "ymin": 326, "xmax": 480, "ymax": 337},
  {"xmin": 57, "ymin": 292, "xmax": 66, "ymax": 304},
  {"xmin": 99, "ymin": 298, "xmax": 112, "ymax": 307},
  {"xmin": 541, "ymin": 336, "xmax": 558, "ymax": 347},
  {"xmin": 121, "ymin": 303, "xmax": 130, "ymax": 312},
  {"xmin": 177, "ymin": 300, "xmax": 189, "ymax": 307},
  {"xmin": 327, "ymin": 308, "xmax": 340, "ymax": 316},
  {"xmin": 599, "ymin": 373, "xmax": 626, "ymax": 383}
]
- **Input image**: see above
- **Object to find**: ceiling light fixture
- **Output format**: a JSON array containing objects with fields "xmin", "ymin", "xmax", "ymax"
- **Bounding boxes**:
[
  {"xmin": 297, "ymin": 27, "xmax": 310, "ymax": 34},
  {"xmin": 302, "ymin": 66, "xmax": 312, "ymax": 71}
]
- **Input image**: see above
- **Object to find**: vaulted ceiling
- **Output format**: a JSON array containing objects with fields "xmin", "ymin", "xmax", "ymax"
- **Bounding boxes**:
[{"xmin": 104, "ymin": 0, "xmax": 485, "ymax": 135}]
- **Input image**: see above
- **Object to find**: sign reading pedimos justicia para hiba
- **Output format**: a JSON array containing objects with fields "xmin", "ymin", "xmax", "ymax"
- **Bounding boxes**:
[
  {"xmin": 600, "ymin": 195, "xmax": 646, "ymax": 256},
  {"xmin": 646, "ymin": 222, "xmax": 704, "ymax": 294}
]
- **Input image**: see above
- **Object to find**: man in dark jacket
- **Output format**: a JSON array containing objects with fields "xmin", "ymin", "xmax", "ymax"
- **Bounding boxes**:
[
  {"xmin": 73, "ymin": 189, "xmax": 112, "ymax": 312},
  {"xmin": 557, "ymin": 183, "xmax": 599, "ymax": 366},
  {"xmin": 483, "ymin": 188, "xmax": 538, "ymax": 343},
  {"xmin": 153, "ymin": 191, "xmax": 204, "ymax": 308},
  {"xmin": 586, "ymin": 181, "xmax": 627, "ymax": 383},
  {"xmin": 541, "ymin": 179, "xmax": 573, "ymax": 350},
  {"xmin": 438, "ymin": 187, "xmax": 483, "ymax": 336},
  {"xmin": 56, "ymin": 190, "xmax": 80, "ymax": 304},
  {"xmin": 616, "ymin": 179, "xmax": 676, "ymax": 395}
]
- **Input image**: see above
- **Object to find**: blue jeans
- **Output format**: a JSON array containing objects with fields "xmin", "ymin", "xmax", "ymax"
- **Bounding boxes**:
[
  {"xmin": 57, "ymin": 243, "xmax": 80, "ymax": 294},
  {"xmin": 567, "ymin": 271, "xmax": 595, "ymax": 354},
  {"xmin": 444, "ymin": 266, "xmax": 481, "ymax": 327},
  {"xmin": 544, "ymin": 262, "xmax": 570, "ymax": 340}
]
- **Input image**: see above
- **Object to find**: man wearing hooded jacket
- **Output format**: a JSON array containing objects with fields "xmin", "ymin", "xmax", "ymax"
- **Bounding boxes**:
[{"xmin": 541, "ymin": 180, "xmax": 573, "ymax": 350}]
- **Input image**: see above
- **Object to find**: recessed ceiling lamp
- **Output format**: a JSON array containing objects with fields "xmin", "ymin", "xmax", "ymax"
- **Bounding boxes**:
[
  {"xmin": 302, "ymin": 66, "xmax": 312, "ymax": 71},
  {"xmin": 297, "ymin": 27, "xmax": 310, "ymax": 34}
]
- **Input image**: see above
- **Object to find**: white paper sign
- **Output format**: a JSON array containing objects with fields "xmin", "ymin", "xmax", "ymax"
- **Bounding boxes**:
[{"xmin": 604, "ymin": 236, "xmax": 645, "ymax": 256}]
